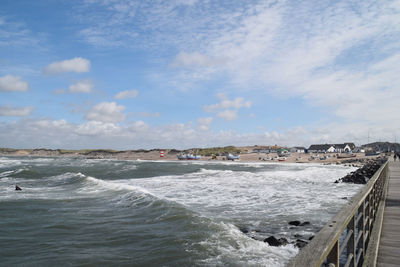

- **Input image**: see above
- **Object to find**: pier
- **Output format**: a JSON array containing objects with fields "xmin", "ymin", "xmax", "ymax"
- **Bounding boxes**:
[
  {"xmin": 376, "ymin": 160, "xmax": 400, "ymax": 266},
  {"xmin": 287, "ymin": 158, "xmax": 400, "ymax": 267}
]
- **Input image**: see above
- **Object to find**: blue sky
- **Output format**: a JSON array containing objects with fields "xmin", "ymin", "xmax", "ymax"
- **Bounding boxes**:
[{"xmin": 1, "ymin": 0, "xmax": 399, "ymax": 149}]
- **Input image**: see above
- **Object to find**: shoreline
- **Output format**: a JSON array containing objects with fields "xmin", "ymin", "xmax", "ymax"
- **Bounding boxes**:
[{"xmin": 0, "ymin": 148, "xmax": 382, "ymax": 165}]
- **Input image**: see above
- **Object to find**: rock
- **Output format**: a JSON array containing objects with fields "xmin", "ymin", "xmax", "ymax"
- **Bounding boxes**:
[
  {"xmin": 264, "ymin": 236, "xmax": 280, "ymax": 246},
  {"xmin": 288, "ymin": 220, "xmax": 301, "ymax": 226},
  {"xmin": 295, "ymin": 239, "xmax": 308, "ymax": 249},
  {"xmin": 308, "ymin": 235, "xmax": 314, "ymax": 240},
  {"xmin": 299, "ymin": 221, "xmax": 310, "ymax": 226},
  {"xmin": 239, "ymin": 227, "xmax": 249, "ymax": 234},
  {"xmin": 334, "ymin": 158, "xmax": 387, "ymax": 184},
  {"xmin": 264, "ymin": 236, "xmax": 288, "ymax": 247}
]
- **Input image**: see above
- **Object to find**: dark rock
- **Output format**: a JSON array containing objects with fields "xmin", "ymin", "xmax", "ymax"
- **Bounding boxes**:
[
  {"xmin": 308, "ymin": 235, "xmax": 314, "ymax": 240},
  {"xmin": 288, "ymin": 220, "xmax": 301, "ymax": 226},
  {"xmin": 334, "ymin": 158, "xmax": 387, "ymax": 184},
  {"xmin": 264, "ymin": 236, "xmax": 280, "ymax": 246},
  {"xmin": 295, "ymin": 239, "xmax": 308, "ymax": 249},
  {"xmin": 278, "ymin": 237, "xmax": 289, "ymax": 246},
  {"xmin": 239, "ymin": 227, "xmax": 249, "ymax": 234},
  {"xmin": 264, "ymin": 236, "xmax": 288, "ymax": 247}
]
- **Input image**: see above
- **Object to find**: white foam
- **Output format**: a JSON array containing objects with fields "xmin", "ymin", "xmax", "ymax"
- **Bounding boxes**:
[
  {"xmin": 127, "ymin": 164, "xmax": 361, "ymax": 228},
  {"xmin": 0, "ymin": 158, "xmax": 22, "ymax": 168},
  {"xmin": 192, "ymin": 221, "xmax": 298, "ymax": 266},
  {"xmin": 84, "ymin": 176, "xmax": 152, "ymax": 195},
  {"xmin": 0, "ymin": 170, "xmax": 14, "ymax": 177}
]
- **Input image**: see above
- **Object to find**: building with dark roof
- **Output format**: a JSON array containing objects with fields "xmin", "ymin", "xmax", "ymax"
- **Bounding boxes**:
[{"xmin": 308, "ymin": 143, "xmax": 354, "ymax": 153}]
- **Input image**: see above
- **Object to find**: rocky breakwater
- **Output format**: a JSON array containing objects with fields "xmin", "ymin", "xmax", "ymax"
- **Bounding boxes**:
[
  {"xmin": 334, "ymin": 157, "xmax": 387, "ymax": 184},
  {"xmin": 239, "ymin": 220, "xmax": 314, "ymax": 249}
]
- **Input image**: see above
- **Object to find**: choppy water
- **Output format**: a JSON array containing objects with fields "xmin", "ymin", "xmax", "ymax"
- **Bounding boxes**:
[{"xmin": 0, "ymin": 156, "xmax": 362, "ymax": 266}]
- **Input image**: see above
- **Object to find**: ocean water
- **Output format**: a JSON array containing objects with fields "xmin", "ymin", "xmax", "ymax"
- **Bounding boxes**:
[{"xmin": 0, "ymin": 156, "xmax": 362, "ymax": 266}]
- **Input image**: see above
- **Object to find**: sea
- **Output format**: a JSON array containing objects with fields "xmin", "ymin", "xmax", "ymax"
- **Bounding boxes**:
[{"xmin": 0, "ymin": 156, "xmax": 362, "ymax": 266}]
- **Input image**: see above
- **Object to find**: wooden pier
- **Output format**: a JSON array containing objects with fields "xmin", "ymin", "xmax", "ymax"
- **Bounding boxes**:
[
  {"xmin": 376, "ymin": 160, "xmax": 400, "ymax": 266},
  {"xmin": 287, "ymin": 159, "xmax": 391, "ymax": 267}
]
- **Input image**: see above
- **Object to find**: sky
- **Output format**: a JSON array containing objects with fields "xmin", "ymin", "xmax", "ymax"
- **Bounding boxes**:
[{"xmin": 0, "ymin": 0, "xmax": 400, "ymax": 150}]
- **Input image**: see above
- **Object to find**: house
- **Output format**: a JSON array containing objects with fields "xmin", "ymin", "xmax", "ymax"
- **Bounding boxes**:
[
  {"xmin": 289, "ymin": 147, "xmax": 306, "ymax": 153},
  {"xmin": 308, "ymin": 143, "xmax": 356, "ymax": 153},
  {"xmin": 333, "ymin": 144, "xmax": 352, "ymax": 153},
  {"xmin": 308, "ymin": 144, "xmax": 335, "ymax": 153},
  {"xmin": 253, "ymin": 145, "xmax": 281, "ymax": 153},
  {"xmin": 344, "ymin": 143, "xmax": 356, "ymax": 150},
  {"xmin": 353, "ymin": 147, "xmax": 365, "ymax": 153}
]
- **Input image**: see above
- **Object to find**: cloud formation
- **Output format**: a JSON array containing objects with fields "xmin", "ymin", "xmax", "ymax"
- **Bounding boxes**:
[
  {"xmin": 204, "ymin": 94, "xmax": 252, "ymax": 112},
  {"xmin": 204, "ymin": 94, "xmax": 251, "ymax": 121},
  {"xmin": 0, "ymin": 16, "xmax": 39, "ymax": 46},
  {"xmin": 69, "ymin": 79, "xmax": 94, "ymax": 93},
  {"xmin": 43, "ymin": 57, "xmax": 91, "ymax": 75},
  {"xmin": 216, "ymin": 110, "xmax": 237, "ymax": 121},
  {"xmin": 85, "ymin": 102, "xmax": 126, "ymax": 123},
  {"xmin": 0, "ymin": 116, "xmax": 386, "ymax": 150},
  {"xmin": 171, "ymin": 52, "xmax": 225, "ymax": 68},
  {"xmin": 197, "ymin": 117, "xmax": 213, "ymax": 131},
  {"xmin": 0, "ymin": 106, "xmax": 34, "ymax": 116},
  {"xmin": 114, "ymin": 89, "xmax": 139, "ymax": 99},
  {"xmin": 0, "ymin": 75, "xmax": 29, "ymax": 92}
]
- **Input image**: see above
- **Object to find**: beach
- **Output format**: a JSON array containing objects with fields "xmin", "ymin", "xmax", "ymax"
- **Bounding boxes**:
[{"xmin": 0, "ymin": 147, "xmax": 379, "ymax": 165}]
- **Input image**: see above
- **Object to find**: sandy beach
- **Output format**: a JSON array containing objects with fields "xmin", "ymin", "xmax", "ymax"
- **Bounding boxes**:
[{"xmin": 0, "ymin": 147, "xmax": 381, "ymax": 165}]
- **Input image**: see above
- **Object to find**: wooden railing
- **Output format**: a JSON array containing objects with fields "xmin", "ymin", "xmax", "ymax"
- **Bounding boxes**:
[{"xmin": 287, "ymin": 160, "xmax": 389, "ymax": 267}]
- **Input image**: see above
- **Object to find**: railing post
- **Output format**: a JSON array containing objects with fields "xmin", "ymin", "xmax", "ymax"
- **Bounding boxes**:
[
  {"xmin": 347, "ymin": 216, "xmax": 356, "ymax": 267},
  {"xmin": 369, "ymin": 192, "xmax": 373, "ymax": 231},
  {"xmin": 360, "ymin": 202, "xmax": 366, "ymax": 266},
  {"xmin": 327, "ymin": 241, "xmax": 339, "ymax": 267}
]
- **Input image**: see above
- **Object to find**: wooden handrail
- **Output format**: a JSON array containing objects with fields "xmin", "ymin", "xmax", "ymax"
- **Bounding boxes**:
[{"xmin": 287, "ymin": 160, "xmax": 389, "ymax": 267}]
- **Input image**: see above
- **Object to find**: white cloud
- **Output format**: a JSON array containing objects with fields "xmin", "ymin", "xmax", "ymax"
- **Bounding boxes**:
[
  {"xmin": 0, "ymin": 116, "xmax": 396, "ymax": 150},
  {"xmin": 76, "ymin": 121, "xmax": 121, "ymax": 136},
  {"xmin": 204, "ymin": 94, "xmax": 252, "ymax": 112},
  {"xmin": 216, "ymin": 110, "xmax": 237, "ymax": 121},
  {"xmin": 114, "ymin": 89, "xmax": 139, "ymax": 99},
  {"xmin": 171, "ymin": 52, "xmax": 225, "ymax": 68},
  {"xmin": 0, "ymin": 106, "xmax": 34, "ymax": 116},
  {"xmin": 197, "ymin": 117, "xmax": 213, "ymax": 131},
  {"xmin": 85, "ymin": 102, "xmax": 126, "ymax": 123},
  {"xmin": 204, "ymin": 94, "xmax": 251, "ymax": 121},
  {"xmin": 69, "ymin": 79, "xmax": 94, "ymax": 93},
  {"xmin": 0, "ymin": 17, "xmax": 39, "ymax": 46},
  {"xmin": 0, "ymin": 75, "xmax": 29, "ymax": 92},
  {"xmin": 43, "ymin": 57, "xmax": 91, "ymax": 75},
  {"xmin": 0, "ymin": 117, "xmax": 315, "ymax": 149}
]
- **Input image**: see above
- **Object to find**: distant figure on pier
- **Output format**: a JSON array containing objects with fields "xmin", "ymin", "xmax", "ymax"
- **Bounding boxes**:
[
  {"xmin": 395, "ymin": 153, "xmax": 398, "ymax": 161},
  {"xmin": 15, "ymin": 184, "xmax": 22, "ymax": 191}
]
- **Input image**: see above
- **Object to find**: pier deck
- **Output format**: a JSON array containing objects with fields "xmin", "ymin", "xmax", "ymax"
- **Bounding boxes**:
[{"xmin": 377, "ymin": 160, "xmax": 400, "ymax": 266}]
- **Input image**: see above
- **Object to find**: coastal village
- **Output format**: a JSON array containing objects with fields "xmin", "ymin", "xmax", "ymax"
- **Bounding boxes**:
[{"xmin": 0, "ymin": 141, "xmax": 397, "ymax": 164}]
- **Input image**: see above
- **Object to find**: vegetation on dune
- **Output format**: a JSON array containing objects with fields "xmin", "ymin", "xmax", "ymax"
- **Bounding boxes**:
[
  {"xmin": 194, "ymin": 146, "xmax": 241, "ymax": 156},
  {"xmin": 0, "ymin": 146, "xmax": 241, "ymax": 157},
  {"xmin": 0, "ymin": 148, "xmax": 19, "ymax": 153}
]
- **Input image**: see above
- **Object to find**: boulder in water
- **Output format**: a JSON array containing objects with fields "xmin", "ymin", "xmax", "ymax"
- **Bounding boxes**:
[
  {"xmin": 263, "ymin": 236, "xmax": 288, "ymax": 247},
  {"xmin": 295, "ymin": 239, "xmax": 308, "ymax": 248},
  {"xmin": 288, "ymin": 220, "xmax": 301, "ymax": 226}
]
